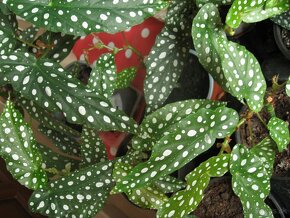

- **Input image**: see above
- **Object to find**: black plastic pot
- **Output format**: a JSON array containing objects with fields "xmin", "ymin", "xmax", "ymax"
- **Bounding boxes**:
[
  {"xmin": 270, "ymin": 177, "xmax": 290, "ymax": 217},
  {"xmin": 261, "ymin": 53, "xmax": 290, "ymax": 83},
  {"xmin": 273, "ymin": 24, "xmax": 290, "ymax": 60}
]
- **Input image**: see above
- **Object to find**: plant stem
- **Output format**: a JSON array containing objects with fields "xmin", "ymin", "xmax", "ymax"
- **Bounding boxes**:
[
  {"xmin": 265, "ymin": 103, "xmax": 276, "ymax": 117},
  {"xmin": 218, "ymin": 136, "xmax": 232, "ymax": 155},
  {"xmin": 236, "ymin": 118, "xmax": 246, "ymax": 130},
  {"xmin": 16, "ymin": 36, "xmax": 40, "ymax": 49},
  {"xmin": 255, "ymin": 112, "xmax": 267, "ymax": 127},
  {"xmin": 121, "ymin": 32, "xmax": 144, "ymax": 63},
  {"xmin": 248, "ymin": 119, "xmax": 254, "ymax": 145}
]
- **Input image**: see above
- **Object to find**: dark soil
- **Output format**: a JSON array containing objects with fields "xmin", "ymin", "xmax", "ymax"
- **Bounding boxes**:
[
  {"xmin": 238, "ymin": 86, "xmax": 290, "ymax": 176},
  {"xmin": 193, "ymin": 178, "xmax": 243, "ymax": 218}
]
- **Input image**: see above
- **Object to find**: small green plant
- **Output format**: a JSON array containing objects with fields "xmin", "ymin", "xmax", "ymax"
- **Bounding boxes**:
[{"xmin": 0, "ymin": 1, "xmax": 289, "ymax": 218}]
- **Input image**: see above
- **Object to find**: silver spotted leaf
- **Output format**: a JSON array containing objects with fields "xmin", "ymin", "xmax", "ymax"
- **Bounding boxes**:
[
  {"xmin": 4, "ymin": 0, "xmax": 167, "ymax": 36},
  {"xmin": 192, "ymin": 3, "xmax": 231, "ymax": 94},
  {"xmin": 287, "ymin": 76, "xmax": 290, "ymax": 96},
  {"xmin": 29, "ymin": 161, "xmax": 114, "ymax": 217},
  {"xmin": 17, "ymin": 97, "xmax": 81, "ymax": 138},
  {"xmin": 216, "ymin": 37, "xmax": 266, "ymax": 112},
  {"xmin": 115, "ymin": 67, "xmax": 137, "ymax": 90},
  {"xmin": 132, "ymin": 99, "xmax": 225, "ymax": 151},
  {"xmin": 18, "ymin": 26, "xmax": 39, "ymax": 44},
  {"xmin": 80, "ymin": 126, "xmax": 107, "ymax": 167},
  {"xmin": 226, "ymin": 0, "xmax": 289, "ymax": 29},
  {"xmin": 39, "ymin": 125, "xmax": 80, "ymax": 157},
  {"xmin": 144, "ymin": 0, "xmax": 194, "ymax": 113},
  {"xmin": 37, "ymin": 143, "xmax": 79, "ymax": 173},
  {"xmin": 196, "ymin": 0, "xmax": 233, "ymax": 8},
  {"xmin": 34, "ymin": 31, "xmax": 79, "ymax": 62},
  {"xmin": 230, "ymin": 138, "xmax": 276, "ymax": 218},
  {"xmin": 157, "ymin": 155, "xmax": 230, "ymax": 218},
  {"xmin": 152, "ymin": 175, "xmax": 186, "ymax": 194},
  {"xmin": 0, "ymin": 100, "xmax": 47, "ymax": 190},
  {"xmin": 272, "ymin": 10, "xmax": 290, "ymax": 30},
  {"xmin": 115, "ymin": 106, "xmax": 239, "ymax": 192},
  {"xmin": 0, "ymin": 51, "xmax": 137, "ymax": 133},
  {"xmin": 192, "ymin": 3, "xmax": 266, "ymax": 112},
  {"xmin": 88, "ymin": 53, "xmax": 117, "ymax": 99},
  {"xmin": 0, "ymin": 9, "xmax": 18, "ymax": 56},
  {"xmin": 112, "ymin": 162, "xmax": 168, "ymax": 210},
  {"xmin": 267, "ymin": 117, "xmax": 290, "ymax": 152}
]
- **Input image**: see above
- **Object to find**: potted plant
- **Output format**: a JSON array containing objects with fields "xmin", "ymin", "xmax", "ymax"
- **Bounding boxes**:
[{"xmin": 0, "ymin": 1, "xmax": 290, "ymax": 218}]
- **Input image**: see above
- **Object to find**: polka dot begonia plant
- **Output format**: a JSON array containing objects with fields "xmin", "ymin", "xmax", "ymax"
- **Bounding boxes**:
[
  {"xmin": 0, "ymin": 51, "xmax": 137, "ymax": 133},
  {"xmin": 132, "ymin": 99, "xmax": 226, "ymax": 152},
  {"xmin": 192, "ymin": 3, "xmax": 267, "ymax": 112},
  {"xmin": 115, "ymin": 106, "xmax": 239, "ymax": 192},
  {"xmin": 267, "ymin": 117, "xmax": 290, "ymax": 152},
  {"xmin": 196, "ymin": 0, "xmax": 233, "ymax": 8},
  {"xmin": 0, "ymin": 7, "xmax": 18, "ymax": 55},
  {"xmin": 37, "ymin": 142, "xmax": 79, "ymax": 172},
  {"xmin": 0, "ymin": 100, "xmax": 48, "ymax": 190},
  {"xmin": 17, "ymin": 97, "xmax": 81, "ymax": 138},
  {"xmin": 230, "ymin": 138, "xmax": 277, "ymax": 218},
  {"xmin": 0, "ymin": 1, "xmax": 290, "ymax": 217},
  {"xmin": 29, "ymin": 160, "xmax": 115, "ymax": 217},
  {"xmin": 157, "ymin": 154, "xmax": 230, "ymax": 217},
  {"xmin": 144, "ymin": 0, "xmax": 194, "ymax": 112},
  {"xmin": 226, "ymin": 0, "xmax": 289, "ymax": 29},
  {"xmin": 112, "ymin": 162, "xmax": 170, "ymax": 210},
  {"xmin": 272, "ymin": 10, "xmax": 290, "ymax": 30},
  {"xmin": 3, "ymin": 0, "xmax": 168, "ymax": 36},
  {"xmin": 80, "ymin": 126, "xmax": 107, "ymax": 166},
  {"xmin": 38, "ymin": 125, "xmax": 80, "ymax": 157}
]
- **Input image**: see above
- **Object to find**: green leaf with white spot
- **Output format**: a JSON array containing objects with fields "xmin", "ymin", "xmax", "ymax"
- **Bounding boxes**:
[
  {"xmin": 230, "ymin": 138, "xmax": 276, "ymax": 218},
  {"xmin": 272, "ymin": 10, "xmax": 290, "ymax": 30},
  {"xmin": 157, "ymin": 155, "xmax": 230, "ymax": 218},
  {"xmin": 226, "ymin": 0, "xmax": 289, "ymax": 29},
  {"xmin": 192, "ymin": 4, "xmax": 230, "ymax": 93},
  {"xmin": 37, "ymin": 143, "xmax": 79, "ymax": 172},
  {"xmin": 5, "ymin": 0, "xmax": 167, "ymax": 36},
  {"xmin": 29, "ymin": 161, "xmax": 114, "ymax": 217},
  {"xmin": 216, "ymin": 38, "xmax": 266, "ymax": 112},
  {"xmin": 0, "ymin": 51, "xmax": 137, "ymax": 133},
  {"xmin": 35, "ymin": 31, "xmax": 80, "ymax": 62},
  {"xmin": 0, "ymin": 100, "xmax": 47, "ymax": 190},
  {"xmin": 88, "ymin": 53, "xmax": 117, "ymax": 99},
  {"xmin": 0, "ymin": 9, "xmax": 18, "ymax": 56},
  {"xmin": 196, "ymin": 0, "xmax": 233, "ymax": 8},
  {"xmin": 286, "ymin": 76, "xmax": 290, "ymax": 96},
  {"xmin": 115, "ymin": 67, "xmax": 137, "ymax": 90},
  {"xmin": 192, "ymin": 3, "xmax": 266, "ymax": 112},
  {"xmin": 113, "ymin": 162, "xmax": 168, "ymax": 210},
  {"xmin": 132, "ymin": 99, "xmax": 225, "ymax": 151},
  {"xmin": 80, "ymin": 126, "xmax": 107, "ymax": 167},
  {"xmin": 144, "ymin": 0, "xmax": 194, "ymax": 113},
  {"xmin": 267, "ymin": 117, "xmax": 290, "ymax": 152},
  {"xmin": 39, "ymin": 125, "xmax": 80, "ymax": 156},
  {"xmin": 17, "ymin": 97, "xmax": 81, "ymax": 138},
  {"xmin": 153, "ymin": 175, "xmax": 186, "ymax": 194},
  {"xmin": 19, "ymin": 26, "xmax": 39, "ymax": 44},
  {"xmin": 115, "ymin": 106, "xmax": 239, "ymax": 192}
]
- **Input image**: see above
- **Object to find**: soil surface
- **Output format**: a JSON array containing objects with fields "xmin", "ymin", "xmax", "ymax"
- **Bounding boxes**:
[
  {"xmin": 193, "ymin": 178, "xmax": 243, "ymax": 218},
  {"xmin": 239, "ymin": 87, "xmax": 290, "ymax": 176}
]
